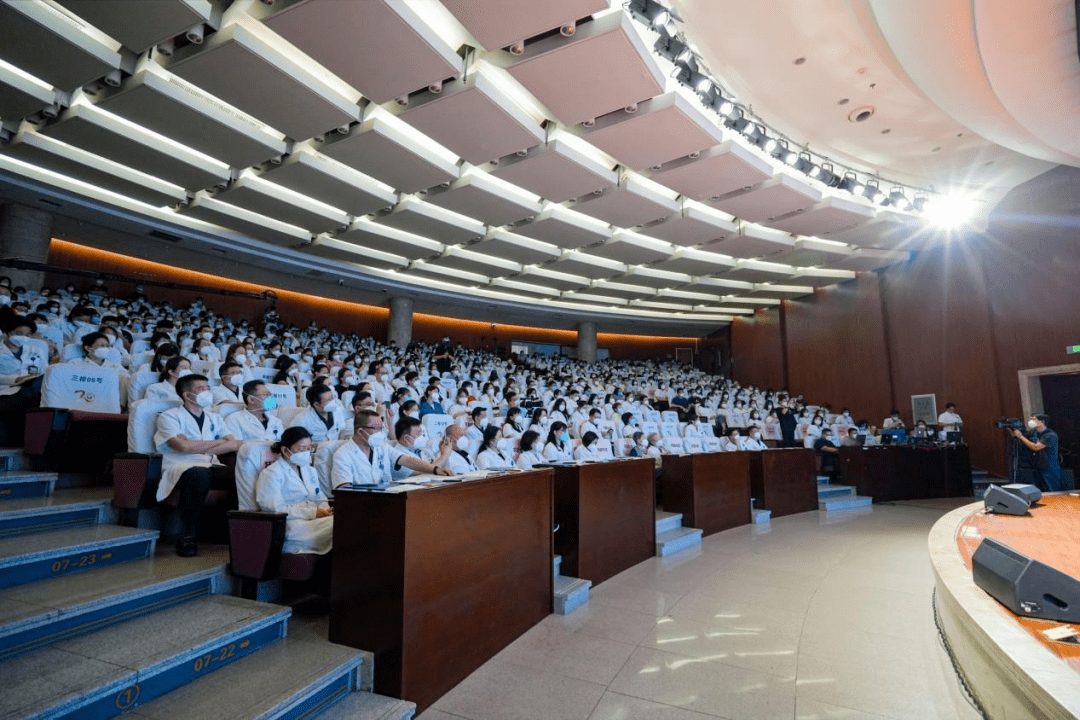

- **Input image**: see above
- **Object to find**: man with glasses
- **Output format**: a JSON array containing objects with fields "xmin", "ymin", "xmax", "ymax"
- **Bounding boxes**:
[
  {"xmin": 225, "ymin": 380, "xmax": 284, "ymax": 442},
  {"xmin": 212, "ymin": 361, "xmax": 245, "ymax": 405},
  {"xmin": 331, "ymin": 409, "xmax": 453, "ymax": 489}
]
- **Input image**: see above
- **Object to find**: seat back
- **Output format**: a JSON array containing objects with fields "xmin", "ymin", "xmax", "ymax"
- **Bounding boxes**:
[
  {"xmin": 42, "ymin": 363, "xmax": 123, "ymax": 414},
  {"xmin": 661, "ymin": 410, "xmax": 679, "ymax": 424},
  {"xmin": 701, "ymin": 436, "xmax": 722, "ymax": 452},
  {"xmin": 683, "ymin": 437, "xmax": 704, "ymax": 454},
  {"xmin": 275, "ymin": 406, "xmax": 307, "ymax": 427},
  {"xmin": 127, "ymin": 398, "xmax": 182, "ymax": 453},
  {"xmin": 594, "ymin": 438, "xmax": 614, "ymax": 460},
  {"xmin": 236, "ymin": 441, "xmax": 277, "ymax": 512},
  {"xmin": 128, "ymin": 369, "xmax": 160, "ymax": 404},
  {"xmin": 266, "ymin": 383, "xmax": 297, "ymax": 410},
  {"xmin": 422, "ymin": 413, "xmax": 453, "ymax": 441},
  {"xmin": 645, "ymin": 410, "xmax": 662, "ymax": 423},
  {"xmin": 612, "ymin": 438, "xmax": 632, "ymax": 458},
  {"xmin": 227, "ymin": 511, "xmax": 287, "ymax": 582},
  {"xmin": 249, "ymin": 366, "xmax": 277, "ymax": 382},
  {"xmin": 314, "ymin": 439, "xmax": 349, "ymax": 497},
  {"xmin": 762, "ymin": 422, "xmax": 782, "ymax": 440},
  {"xmin": 663, "ymin": 436, "xmax": 685, "ymax": 453},
  {"xmin": 641, "ymin": 421, "xmax": 659, "ymax": 436},
  {"xmin": 60, "ymin": 343, "xmax": 82, "ymax": 362},
  {"xmin": 659, "ymin": 421, "xmax": 679, "ymax": 438}
]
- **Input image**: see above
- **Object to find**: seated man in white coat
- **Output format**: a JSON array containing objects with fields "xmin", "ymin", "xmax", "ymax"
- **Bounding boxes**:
[
  {"xmin": 435, "ymin": 424, "xmax": 478, "ymax": 474},
  {"xmin": 741, "ymin": 425, "xmax": 768, "ymax": 451},
  {"xmin": 330, "ymin": 409, "xmax": 452, "ymax": 489},
  {"xmin": 211, "ymin": 360, "xmax": 244, "ymax": 405},
  {"xmin": 289, "ymin": 383, "xmax": 347, "ymax": 444},
  {"xmin": 391, "ymin": 415, "xmax": 452, "ymax": 480},
  {"xmin": 224, "ymin": 380, "xmax": 284, "ymax": 443},
  {"xmin": 154, "ymin": 373, "xmax": 240, "ymax": 557}
]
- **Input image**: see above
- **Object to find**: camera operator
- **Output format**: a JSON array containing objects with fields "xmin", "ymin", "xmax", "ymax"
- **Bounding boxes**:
[{"xmin": 1011, "ymin": 414, "xmax": 1064, "ymax": 492}]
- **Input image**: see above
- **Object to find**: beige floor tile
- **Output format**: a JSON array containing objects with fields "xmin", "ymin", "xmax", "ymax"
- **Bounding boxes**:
[
  {"xmin": 610, "ymin": 646, "xmax": 796, "ymax": 720},
  {"xmin": 432, "ymin": 659, "xmax": 606, "ymax": 720},
  {"xmin": 492, "ymin": 624, "xmax": 637, "ymax": 686},
  {"xmin": 415, "ymin": 710, "xmax": 471, "ymax": 720},
  {"xmin": 640, "ymin": 612, "xmax": 799, "ymax": 678},
  {"xmin": 794, "ymin": 697, "xmax": 888, "ymax": 719},
  {"xmin": 541, "ymin": 602, "xmax": 661, "ymax": 645},
  {"xmin": 587, "ymin": 691, "xmax": 722, "ymax": 719},
  {"xmin": 587, "ymin": 580, "xmax": 685, "ymax": 616},
  {"xmin": 665, "ymin": 593, "xmax": 807, "ymax": 638}
]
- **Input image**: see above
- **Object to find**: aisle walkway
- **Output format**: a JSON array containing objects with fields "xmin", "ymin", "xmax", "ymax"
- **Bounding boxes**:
[{"xmin": 398, "ymin": 500, "xmax": 984, "ymax": 720}]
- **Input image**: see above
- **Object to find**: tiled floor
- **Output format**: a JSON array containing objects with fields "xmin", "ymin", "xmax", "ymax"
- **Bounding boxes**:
[{"xmin": 297, "ymin": 501, "xmax": 985, "ymax": 720}]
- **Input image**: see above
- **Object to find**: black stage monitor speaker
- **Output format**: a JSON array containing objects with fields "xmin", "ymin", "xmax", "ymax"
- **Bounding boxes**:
[
  {"xmin": 984, "ymin": 484, "xmax": 1030, "ymax": 516},
  {"xmin": 972, "ymin": 538, "xmax": 1080, "ymax": 622},
  {"xmin": 1002, "ymin": 483, "xmax": 1042, "ymax": 505}
]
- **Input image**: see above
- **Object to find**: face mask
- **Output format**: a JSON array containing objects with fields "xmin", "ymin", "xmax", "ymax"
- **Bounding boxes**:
[
  {"xmin": 93, "ymin": 346, "xmax": 111, "ymax": 359},
  {"xmin": 559, "ymin": 432, "xmax": 570, "ymax": 443},
  {"xmin": 752, "ymin": 432, "xmax": 761, "ymax": 440},
  {"xmin": 324, "ymin": 399, "xmax": 343, "ymax": 414},
  {"xmin": 411, "ymin": 435, "xmax": 428, "ymax": 449},
  {"xmin": 0, "ymin": 296, "xmax": 10, "ymax": 306},
  {"xmin": 1027, "ymin": 420, "xmax": 1038, "ymax": 429},
  {"xmin": 497, "ymin": 438, "xmax": 514, "ymax": 454},
  {"xmin": 366, "ymin": 430, "xmax": 386, "ymax": 448},
  {"xmin": 199, "ymin": 346, "xmax": 212, "ymax": 356},
  {"xmin": 8, "ymin": 334, "xmax": 30, "ymax": 347},
  {"xmin": 233, "ymin": 354, "xmax": 246, "ymax": 364},
  {"xmin": 202, "ymin": 332, "xmax": 213, "ymax": 340},
  {"xmin": 177, "ymin": 368, "xmax": 192, "ymax": 378},
  {"xmin": 224, "ymin": 374, "xmax": 241, "ymax": 386},
  {"xmin": 261, "ymin": 396, "xmax": 278, "ymax": 412},
  {"xmin": 194, "ymin": 390, "xmax": 213, "ymax": 408},
  {"xmin": 406, "ymin": 411, "xmax": 418, "ymax": 419},
  {"xmin": 456, "ymin": 436, "xmax": 469, "ymax": 451},
  {"xmin": 288, "ymin": 450, "xmax": 312, "ymax": 467}
]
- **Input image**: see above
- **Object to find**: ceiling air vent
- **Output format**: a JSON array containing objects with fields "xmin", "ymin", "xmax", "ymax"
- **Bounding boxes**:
[{"xmin": 148, "ymin": 229, "xmax": 183, "ymax": 243}]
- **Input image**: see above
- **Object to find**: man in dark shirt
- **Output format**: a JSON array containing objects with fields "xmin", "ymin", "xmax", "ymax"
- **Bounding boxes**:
[
  {"xmin": 1012, "ymin": 414, "xmax": 1067, "ymax": 491},
  {"xmin": 777, "ymin": 399, "xmax": 798, "ymax": 448},
  {"xmin": 814, "ymin": 428, "xmax": 841, "ymax": 480},
  {"xmin": 434, "ymin": 336, "xmax": 454, "ymax": 374}
]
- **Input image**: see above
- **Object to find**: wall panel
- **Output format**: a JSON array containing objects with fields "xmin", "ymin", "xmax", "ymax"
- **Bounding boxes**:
[{"xmin": 731, "ymin": 308, "xmax": 785, "ymax": 389}]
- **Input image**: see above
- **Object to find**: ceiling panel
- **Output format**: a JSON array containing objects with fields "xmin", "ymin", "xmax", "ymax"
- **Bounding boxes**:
[
  {"xmin": 427, "ymin": 246, "xmax": 522, "ymax": 276},
  {"xmin": 258, "ymin": 149, "xmax": 397, "ymax": 217},
  {"xmin": 832, "ymin": 248, "xmax": 910, "ymax": 271},
  {"xmin": 0, "ymin": 63, "xmax": 56, "ymax": 121},
  {"xmin": 93, "ymin": 61, "xmax": 288, "ymax": 169},
  {"xmin": 56, "ymin": 0, "xmax": 217, "ymax": 53},
  {"xmin": 769, "ymin": 237, "xmax": 853, "ymax": 268},
  {"xmin": 305, "ymin": 235, "xmax": 409, "ymax": 271},
  {"xmin": 333, "ymin": 217, "xmax": 444, "ymax": 260},
  {"xmin": 589, "ymin": 280, "xmax": 658, "ymax": 299},
  {"xmin": 318, "ymin": 112, "xmax": 459, "ymax": 194},
  {"xmin": 644, "ymin": 140, "xmax": 774, "ymax": 200},
  {"xmin": 705, "ymin": 223, "xmax": 795, "ymax": 258},
  {"xmin": 258, "ymin": 0, "xmax": 462, "ymax": 104},
  {"xmin": 767, "ymin": 195, "xmax": 876, "ymax": 236},
  {"xmin": 572, "ymin": 92, "xmax": 725, "ymax": 170},
  {"xmin": 501, "ymin": 11, "xmax": 665, "ymax": 126},
  {"xmin": 177, "ymin": 192, "xmax": 312, "ymax": 247},
  {"xmin": 638, "ymin": 203, "xmax": 738, "ymax": 246},
  {"xmin": 0, "ymin": 125, "xmax": 187, "ymax": 207},
  {"xmin": 583, "ymin": 230, "xmax": 673, "ymax": 264},
  {"xmin": 744, "ymin": 283, "xmax": 815, "ymax": 300},
  {"xmin": 510, "ymin": 204, "xmax": 610, "ymax": 248},
  {"xmin": 789, "ymin": 267, "xmax": 857, "ymax": 287},
  {"xmin": 406, "ymin": 261, "xmax": 488, "ymax": 286},
  {"xmin": 652, "ymin": 247, "xmax": 738, "ymax": 275},
  {"xmin": 678, "ymin": 277, "xmax": 755, "ymax": 295},
  {"xmin": 488, "ymin": 139, "xmax": 616, "ymax": 203},
  {"xmin": 470, "ymin": 229, "xmax": 562, "ymax": 264},
  {"xmin": 620, "ymin": 266, "xmax": 692, "ymax": 289},
  {"xmin": 547, "ymin": 250, "xmax": 627, "ymax": 279},
  {"xmin": 488, "ymin": 277, "xmax": 563, "ymax": 298},
  {"xmin": 709, "ymin": 173, "xmax": 823, "ymax": 222},
  {"xmin": 560, "ymin": 290, "xmax": 629, "ymax": 307},
  {"xmin": 721, "ymin": 259, "xmax": 796, "ymax": 284},
  {"xmin": 569, "ymin": 175, "xmax": 680, "ymax": 227},
  {"xmin": 39, "ymin": 102, "xmax": 231, "ymax": 191},
  {"xmin": 213, "ymin": 174, "xmax": 350, "ymax": 233},
  {"xmin": 165, "ymin": 17, "xmax": 361, "ymax": 141},
  {"xmin": 821, "ymin": 211, "xmax": 927, "ymax": 249},
  {"xmin": 395, "ymin": 72, "xmax": 544, "ymax": 165},
  {"xmin": 518, "ymin": 266, "xmax": 591, "ymax": 291},
  {"xmin": 370, "ymin": 196, "xmax": 485, "ymax": 244},
  {"xmin": 440, "ymin": 0, "xmax": 608, "ymax": 51},
  {"xmin": 423, "ymin": 172, "xmax": 542, "ymax": 227},
  {"xmin": 0, "ymin": 1, "xmax": 121, "ymax": 92}
]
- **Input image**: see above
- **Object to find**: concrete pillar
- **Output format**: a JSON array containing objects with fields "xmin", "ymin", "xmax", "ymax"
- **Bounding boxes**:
[
  {"xmin": 577, "ymin": 321, "xmax": 597, "ymax": 363},
  {"xmin": 388, "ymin": 296, "xmax": 414, "ymax": 348},
  {"xmin": 0, "ymin": 204, "xmax": 53, "ymax": 290}
]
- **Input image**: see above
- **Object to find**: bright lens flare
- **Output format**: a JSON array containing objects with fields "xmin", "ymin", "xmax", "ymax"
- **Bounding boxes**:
[{"xmin": 924, "ymin": 194, "xmax": 978, "ymax": 228}]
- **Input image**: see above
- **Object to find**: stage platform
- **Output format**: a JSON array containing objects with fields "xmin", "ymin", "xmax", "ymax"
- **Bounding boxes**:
[{"xmin": 929, "ymin": 493, "xmax": 1080, "ymax": 720}]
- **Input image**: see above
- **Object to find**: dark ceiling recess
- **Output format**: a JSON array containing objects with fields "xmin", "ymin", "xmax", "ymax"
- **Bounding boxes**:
[{"xmin": 1076, "ymin": 1, "xmax": 1079, "ymax": 63}]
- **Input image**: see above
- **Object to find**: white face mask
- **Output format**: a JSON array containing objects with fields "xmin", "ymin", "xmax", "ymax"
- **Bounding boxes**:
[
  {"xmin": 366, "ymin": 430, "xmax": 386, "ymax": 448},
  {"xmin": 8, "ymin": 334, "xmax": 30, "ymax": 347},
  {"xmin": 194, "ymin": 390, "xmax": 214, "ymax": 408},
  {"xmin": 497, "ymin": 438, "xmax": 514, "ymax": 454},
  {"xmin": 1027, "ymin": 419, "xmax": 1038, "ymax": 429},
  {"xmin": 93, "ymin": 346, "xmax": 111, "ymax": 359},
  {"xmin": 455, "ymin": 436, "xmax": 469, "ymax": 451},
  {"xmin": 0, "ymin": 296, "xmax": 10, "ymax": 306},
  {"xmin": 233, "ymin": 354, "xmax": 246, "ymax": 364},
  {"xmin": 202, "ymin": 332, "xmax": 213, "ymax": 340},
  {"xmin": 288, "ymin": 450, "xmax": 312, "ymax": 467},
  {"xmin": 752, "ymin": 432, "xmax": 761, "ymax": 440},
  {"xmin": 199, "ymin": 346, "xmax": 212, "ymax": 356},
  {"xmin": 177, "ymin": 368, "xmax": 192, "ymax": 378},
  {"xmin": 410, "ymin": 435, "xmax": 428, "ymax": 449}
]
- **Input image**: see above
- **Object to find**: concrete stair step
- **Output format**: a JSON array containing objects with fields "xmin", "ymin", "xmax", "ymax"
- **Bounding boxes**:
[
  {"xmin": 316, "ymin": 691, "xmax": 416, "ymax": 720},
  {"xmin": 0, "ymin": 470, "xmax": 57, "ymax": 501},
  {"xmin": 816, "ymin": 474, "xmax": 830, "ymax": 485},
  {"xmin": 0, "ymin": 555, "xmax": 227, "ymax": 661},
  {"xmin": 0, "ymin": 594, "xmax": 290, "ymax": 719},
  {"xmin": 0, "ymin": 447, "xmax": 32, "ymax": 472},
  {"xmin": 752, "ymin": 508, "xmax": 771, "ymax": 524},
  {"xmin": 656, "ymin": 526, "xmax": 703, "ymax": 558},
  {"xmin": 819, "ymin": 495, "xmax": 874, "ymax": 512},
  {"xmin": 553, "ymin": 554, "xmax": 561, "ymax": 579},
  {"xmin": 0, "ymin": 487, "xmax": 112, "ymax": 539},
  {"xmin": 123, "ymin": 636, "xmax": 364, "ymax": 720},
  {"xmin": 817, "ymin": 484, "xmax": 856, "ymax": 499},
  {"xmin": 554, "ymin": 575, "xmax": 591, "ymax": 615},
  {"xmin": 0, "ymin": 525, "xmax": 158, "ymax": 590},
  {"xmin": 655, "ymin": 510, "xmax": 683, "ymax": 534}
]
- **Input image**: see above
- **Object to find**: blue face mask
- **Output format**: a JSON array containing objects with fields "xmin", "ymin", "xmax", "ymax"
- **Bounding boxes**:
[
  {"xmin": 262, "ymin": 396, "xmax": 278, "ymax": 412},
  {"xmin": 559, "ymin": 432, "xmax": 570, "ymax": 443}
]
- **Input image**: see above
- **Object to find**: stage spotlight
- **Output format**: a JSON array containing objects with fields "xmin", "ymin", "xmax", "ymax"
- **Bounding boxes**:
[
  {"xmin": 839, "ymin": 173, "xmax": 863, "ymax": 197},
  {"xmin": 736, "ymin": 118, "xmax": 761, "ymax": 140},
  {"xmin": 923, "ymin": 193, "xmax": 978, "ymax": 228},
  {"xmin": 759, "ymin": 136, "xmax": 777, "ymax": 154},
  {"xmin": 654, "ymin": 36, "xmax": 691, "ymax": 64},
  {"xmin": 863, "ymin": 182, "xmax": 885, "ymax": 205},
  {"xmin": 695, "ymin": 75, "xmax": 711, "ymax": 94},
  {"xmin": 889, "ymin": 190, "xmax": 910, "ymax": 210}
]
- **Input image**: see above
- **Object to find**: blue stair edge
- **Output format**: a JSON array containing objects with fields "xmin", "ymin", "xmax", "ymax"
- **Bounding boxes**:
[
  {"xmin": 315, "ymin": 691, "xmax": 417, "ymax": 720},
  {"xmin": 752, "ymin": 508, "xmax": 771, "ymax": 524},
  {"xmin": 554, "ymin": 575, "xmax": 591, "ymax": 615},
  {"xmin": 0, "ymin": 525, "xmax": 158, "ymax": 589},
  {"xmin": 655, "ymin": 510, "xmax": 683, "ymax": 534},
  {"xmin": 817, "ymin": 484, "xmax": 856, "ymax": 499},
  {"xmin": 656, "ymin": 526, "xmax": 703, "ymax": 558},
  {"xmin": 0, "ymin": 471, "xmax": 57, "ymax": 501},
  {"xmin": 819, "ymin": 495, "xmax": 874, "ymax": 512}
]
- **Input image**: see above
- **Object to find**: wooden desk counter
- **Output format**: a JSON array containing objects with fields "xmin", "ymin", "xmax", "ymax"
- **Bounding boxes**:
[
  {"xmin": 840, "ymin": 445, "xmax": 972, "ymax": 501},
  {"xmin": 544, "ymin": 458, "xmax": 655, "ymax": 586},
  {"xmin": 749, "ymin": 449, "xmax": 818, "ymax": 518},
  {"xmin": 329, "ymin": 470, "xmax": 553, "ymax": 713},
  {"xmin": 662, "ymin": 452, "xmax": 752, "ymax": 535}
]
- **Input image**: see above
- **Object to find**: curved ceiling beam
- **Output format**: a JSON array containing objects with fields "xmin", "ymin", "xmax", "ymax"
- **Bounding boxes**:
[
  {"xmin": 973, "ymin": 0, "xmax": 1080, "ymax": 161},
  {"xmin": 863, "ymin": 0, "xmax": 1077, "ymax": 167}
]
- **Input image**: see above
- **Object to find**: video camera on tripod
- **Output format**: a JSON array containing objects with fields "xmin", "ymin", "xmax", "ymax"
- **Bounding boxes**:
[{"xmin": 995, "ymin": 418, "xmax": 1025, "ymax": 430}]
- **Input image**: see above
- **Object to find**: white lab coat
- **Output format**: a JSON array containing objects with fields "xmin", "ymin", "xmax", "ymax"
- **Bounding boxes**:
[
  {"xmin": 438, "ymin": 447, "xmax": 477, "ymax": 473},
  {"xmin": 224, "ymin": 409, "xmax": 284, "ymax": 443},
  {"xmin": 153, "ymin": 406, "xmax": 230, "ymax": 502},
  {"xmin": 211, "ymin": 382, "xmax": 243, "ymax": 405},
  {"xmin": 516, "ymin": 449, "xmax": 546, "ymax": 471},
  {"xmin": 144, "ymin": 380, "xmax": 179, "ymax": 402},
  {"xmin": 255, "ymin": 457, "xmax": 332, "ymax": 555},
  {"xmin": 573, "ymin": 444, "xmax": 598, "ymax": 461},
  {"xmin": 543, "ymin": 441, "xmax": 573, "ymax": 462},
  {"xmin": 289, "ymin": 407, "xmax": 347, "ymax": 444},
  {"xmin": 330, "ymin": 440, "xmax": 404, "ymax": 488},
  {"xmin": 476, "ymin": 447, "xmax": 515, "ymax": 470},
  {"xmin": 0, "ymin": 339, "xmax": 48, "ymax": 395}
]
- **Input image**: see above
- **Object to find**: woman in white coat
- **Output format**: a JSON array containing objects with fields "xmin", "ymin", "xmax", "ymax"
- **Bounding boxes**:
[
  {"xmin": 516, "ymin": 430, "xmax": 546, "ymax": 471},
  {"xmin": 255, "ymin": 426, "xmax": 333, "ymax": 555},
  {"xmin": 475, "ymin": 424, "xmax": 517, "ymax": 470}
]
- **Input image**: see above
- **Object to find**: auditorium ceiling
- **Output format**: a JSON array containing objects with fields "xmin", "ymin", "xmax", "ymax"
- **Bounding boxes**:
[{"xmin": 0, "ymin": 0, "xmax": 1075, "ymax": 334}]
